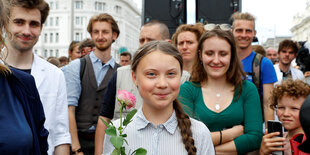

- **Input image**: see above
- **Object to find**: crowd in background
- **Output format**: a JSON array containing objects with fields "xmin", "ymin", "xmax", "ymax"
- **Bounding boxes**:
[{"xmin": 1, "ymin": 0, "xmax": 310, "ymax": 155}]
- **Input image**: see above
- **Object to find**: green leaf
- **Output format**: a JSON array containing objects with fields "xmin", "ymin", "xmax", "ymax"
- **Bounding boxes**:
[
  {"xmin": 121, "ymin": 147, "xmax": 126, "ymax": 155},
  {"xmin": 105, "ymin": 126, "xmax": 117, "ymax": 136},
  {"xmin": 133, "ymin": 148, "xmax": 147, "ymax": 155},
  {"xmin": 120, "ymin": 134, "xmax": 127, "ymax": 137},
  {"xmin": 100, "ymin": 117, "xmax": 111, "ymax": 127},
  {"xmin": 123, "ymin": 109, "xmax": 137, "ymax": 126},
  {"xmin": 123, "ymin": 139, "xmax": 128, "ymax": 145},
  {"xmin": 110, "ymin": 136, "xmax": 124, "ymax": 149},
  {"xmin": 111, "ymin": 148, "xmax": 121, "ymax": 155}
]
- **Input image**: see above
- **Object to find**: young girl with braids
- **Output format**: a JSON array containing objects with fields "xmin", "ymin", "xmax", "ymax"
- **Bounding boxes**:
[{"xmin": 102, "ymin": 41, "xmax": 215, "ymax": 155}]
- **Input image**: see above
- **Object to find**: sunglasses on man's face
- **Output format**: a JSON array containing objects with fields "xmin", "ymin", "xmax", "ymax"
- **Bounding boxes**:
[{"xmin": 204, "ymin": 24, "xmax": 232, "ymax": 31}]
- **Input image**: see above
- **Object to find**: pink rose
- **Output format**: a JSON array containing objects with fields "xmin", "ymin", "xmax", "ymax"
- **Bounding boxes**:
[{"xmin": 117, "ymin": 90, "xmax": 136, "ymax": 110}]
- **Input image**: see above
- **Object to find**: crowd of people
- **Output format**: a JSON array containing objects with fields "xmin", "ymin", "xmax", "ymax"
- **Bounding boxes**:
[{"xmin": 1, "ymin": 0, "xmax": 310, "ymax": 155}]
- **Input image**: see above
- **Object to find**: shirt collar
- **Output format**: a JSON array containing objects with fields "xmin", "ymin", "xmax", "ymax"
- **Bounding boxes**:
[
  {"xmin": 135, "ymin": 108, "xmax": 178, "ymax": 135},
  {"xmin": 89, "ymin": 51, "xmax": 116, "ymax": 68}
]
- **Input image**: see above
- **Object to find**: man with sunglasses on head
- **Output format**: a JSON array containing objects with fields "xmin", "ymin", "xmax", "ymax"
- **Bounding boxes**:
[{"xmin": 231, "ymin": 12, "xmax": 277, "ymax": 124}]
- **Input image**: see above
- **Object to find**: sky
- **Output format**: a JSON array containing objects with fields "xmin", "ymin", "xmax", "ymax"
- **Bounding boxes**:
[{"xmin": 132, "ymin": 0, "xmax": 309, "ymax": 44}]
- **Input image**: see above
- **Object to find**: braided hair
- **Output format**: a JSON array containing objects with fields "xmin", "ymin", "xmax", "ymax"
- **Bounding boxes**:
[
  {"xmin": 174, "ymin": 100, "xmax": 197, "ymax": 155},
  {"xmin": 131, "ymin": 40, "xmax": 197, "ymax": 154}
]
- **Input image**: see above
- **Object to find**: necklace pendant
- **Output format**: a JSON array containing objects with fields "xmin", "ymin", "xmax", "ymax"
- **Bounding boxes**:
[{"xmin": 215, "ymin": 104, "xmax": 220, "ymax": 110}]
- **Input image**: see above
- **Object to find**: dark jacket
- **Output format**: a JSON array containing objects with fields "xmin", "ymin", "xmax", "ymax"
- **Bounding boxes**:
[{"xmin": 7, "ymin": 68, "xmax": 49, "ymax": 155}]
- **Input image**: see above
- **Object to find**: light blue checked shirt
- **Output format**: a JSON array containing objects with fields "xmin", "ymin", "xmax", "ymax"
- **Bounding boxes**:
[
  {"xmin": 103, "ymin": 109, "xmax": 215, "ymax": 155},
  {"xmin": 62, "ymin": 51, "xmax": 116, "ymax": 106}
]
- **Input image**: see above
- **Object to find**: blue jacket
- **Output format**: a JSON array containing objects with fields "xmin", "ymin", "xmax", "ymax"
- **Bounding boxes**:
[{"xmin": 6, "ymin": 68, "xmax": 49, "ymax": 155}]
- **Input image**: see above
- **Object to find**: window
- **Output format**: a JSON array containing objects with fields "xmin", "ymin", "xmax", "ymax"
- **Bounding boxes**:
[
  {"xmin": 55, "ymin": 17, "xmax": 59, "ymax": 26},
  {"xmin": 50, "ymin": 33, "xmax": 53, "ymax": 43},
  {"xmin": 50, "ymin": 17, "xmax": 53, "ymax": 26},
  {"xmin": 55, "ymin": 1, "xmax": 59, "ymax": 9},
  {"xmin": 75, "ymin": 1, "xmax": 83, "ymax": 9},
  {"xmin": 44, "ymin": 33, "xmax": 48, "ymax": 43},
  {"xmin": 56, "ymin": 33, "xmax": 59, "ymax": 43},
  {"xmin": 56, "ymin": 49, "xmax": 59, "ymax": 57},
  {"xmin": 95, "ymin": 2, "xmax": 105, "ymax": 11},
  {"xmin": 75, "ymin": 16, "xmax": 84, "ymax": 25},
  {"xmin": 75, "ymin": 17, "xmax": 81, "ymax": 25},
  {"xmin": 49, "ymin": 2, "xmax": 54, "ymax": 9},
  {"xmin": 50, "ymin": 50, "xmax": 53, "ymax": 57},
  {"xmin": 44, "ymin": 50, "xmax": 48, "ymax": 58},
  {"xmin": 114, "ymin": 5, "xmax": 121, "ymax": 13},
  {"xmin": 75, "ymin": 32, "xmax": 82, "ymax": 41}
]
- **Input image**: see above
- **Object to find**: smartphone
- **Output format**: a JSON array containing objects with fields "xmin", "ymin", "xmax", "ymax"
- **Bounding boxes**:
[{"xmin": 267, "ymin": 120, "xmax": 284, "ymax": 155}]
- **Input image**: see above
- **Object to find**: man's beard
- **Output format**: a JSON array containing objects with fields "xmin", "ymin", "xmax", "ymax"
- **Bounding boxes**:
[
  {"xmin": 96, "ymin": 43, "xmax": 111, "ymax": 51},
  {"xmin": 95, "ymin": 39, "xmax": 112, "ymax": 51}
]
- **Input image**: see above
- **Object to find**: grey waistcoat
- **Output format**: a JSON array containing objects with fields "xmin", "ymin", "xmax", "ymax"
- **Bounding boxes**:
[{"xmin": 76, "ymin": 55, "xmax": 118, "ymax": 132}]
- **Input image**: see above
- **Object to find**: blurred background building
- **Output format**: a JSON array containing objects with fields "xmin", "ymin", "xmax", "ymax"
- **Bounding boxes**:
[
  {"xmin": 34, "ymin": 0, "xmax": 141, "ymax": 60},
  {"xmin": 291, "ymin": 1, "xmax": 310, "ymax": 42}
]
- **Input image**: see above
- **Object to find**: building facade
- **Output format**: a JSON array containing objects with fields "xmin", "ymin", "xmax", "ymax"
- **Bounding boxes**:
[
  {"xmin": 262, "ymin": 36, "xmax": 291, "ymax": 50},
  {"xmin": 34, "ymin": 0, "xmax": 141, "ymax": 61},
  {"xmin": 291, "ymin": 0, "xmax": 310, "ymax": 42}
]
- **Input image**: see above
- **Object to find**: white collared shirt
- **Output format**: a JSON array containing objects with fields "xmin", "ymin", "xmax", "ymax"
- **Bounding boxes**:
[
  {"xmin": 31, "ymin": 54, "xmax": 71, "ymax": 154},
  {"xmin": 103, "ymin": 109, "xmax": 215, "ymax": 155}
]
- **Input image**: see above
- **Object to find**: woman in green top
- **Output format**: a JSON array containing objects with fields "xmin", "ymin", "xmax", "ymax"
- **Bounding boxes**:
[{"xmin": 178, "ymin": 28, "xmax": 263, "ymax": 154}]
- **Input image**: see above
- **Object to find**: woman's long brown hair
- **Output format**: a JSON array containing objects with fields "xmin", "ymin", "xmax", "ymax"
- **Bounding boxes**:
[
  {"xmin": 0, "ymin": 0, "xmax": 11, "ymax": 75},
  {"xmin": 191, "ymin": 29, "xmax": 246, "ymax": 98}
]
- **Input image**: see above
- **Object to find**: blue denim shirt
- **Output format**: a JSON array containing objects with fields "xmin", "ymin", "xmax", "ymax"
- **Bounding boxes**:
[{"xmin": 62, "ymin": 52, "xmax": 116, "ymax": 106}]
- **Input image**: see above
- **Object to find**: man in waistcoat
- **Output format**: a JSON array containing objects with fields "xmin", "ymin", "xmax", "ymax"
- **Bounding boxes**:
[{"xmin": 63, "ymin": 13, "xmax": 120, "ymax": 155}]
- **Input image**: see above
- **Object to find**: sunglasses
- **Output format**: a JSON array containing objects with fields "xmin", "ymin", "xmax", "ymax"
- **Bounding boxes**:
[{"xmin": 204, "ymin": 24, "xmax": 232, "ymax": 31}]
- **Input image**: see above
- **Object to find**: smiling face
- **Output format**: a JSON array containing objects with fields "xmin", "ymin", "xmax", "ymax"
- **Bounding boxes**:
[
  {"xmin": 232, "ymin": 20, "xmax": 256, "ymax": 51},
  {"xmin": 277, "ymin": 95, "xmax": 304, "ymax": 132},
  {"xmin": 177, "ymin": 31, "xmax": 199, "ymax": 63},
  {"xmin": 7, "ymin": 7, "xmax": 42, "ymax": 53},
  {"xmin": 132, "ymin": 50, "xmax": 181, "ymax": 112},
  {"xmin": 91, "ymin": 21, "xmax": 117, "ymax": 51},
  {"xmin": 201, "ymin": 36, "xmax": 231, "ymax": 80}
]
